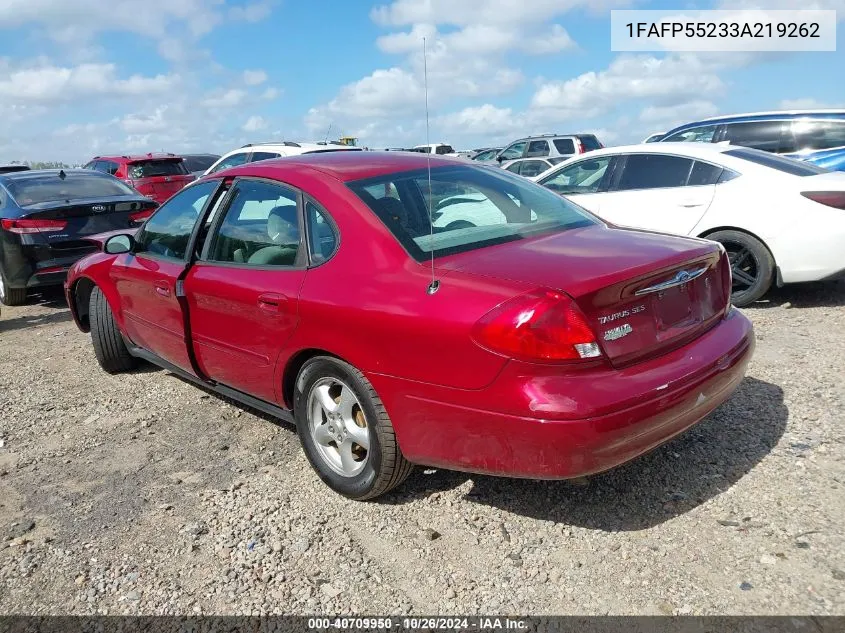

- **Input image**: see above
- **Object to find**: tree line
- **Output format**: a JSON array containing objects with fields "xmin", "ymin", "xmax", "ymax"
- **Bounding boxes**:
[{"xmin": 5, "ymin": 160, "xmax": 83, "ymax": 169}]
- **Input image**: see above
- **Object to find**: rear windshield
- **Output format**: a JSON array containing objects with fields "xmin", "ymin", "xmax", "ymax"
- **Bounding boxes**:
[
  {"xmin": 347, "ymin": 165, "xmax": 597, "ymax": 261},
  {"xmin": 578, "ymin": 135, "xmax": 602, "ymax": 151},
  {"xmin": 182, "ymin": 156, "xmax": 219, "ymax": 172},
  {"xmin": 5, "ymin": 172, "xmax": 137, "ymax": 206},
  {"xmin": 128, "ymin": 159, "xmax": 189, "ymax": 179},
  {"xmin": 724, "ymin": 148, "xmax": 829, "ymax": 176}
]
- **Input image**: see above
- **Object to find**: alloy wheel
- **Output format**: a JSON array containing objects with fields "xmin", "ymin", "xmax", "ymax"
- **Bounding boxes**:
[
  {"xmin": 723, "ymin": 241, "xmax": 759, "ymax": 292},
  {"xmin": 306, "ymin": 377, "xmax": 370, "ymax": 477}
]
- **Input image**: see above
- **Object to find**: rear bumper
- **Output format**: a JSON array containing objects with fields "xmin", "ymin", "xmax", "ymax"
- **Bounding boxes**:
[
  {"xmin": 0, "ymin": 239, "xmax": 95, "ymax": 290},
  {"xmin": 369, "ymin": 308, "xmax": 755, "ymax": 479}
]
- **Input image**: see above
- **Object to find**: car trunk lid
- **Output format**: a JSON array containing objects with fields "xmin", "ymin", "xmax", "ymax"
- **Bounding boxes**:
[
  {"xmin": 437, "ymin": 225, "xmax": 730, "ymax": 367},
  {"xmin": 18, "ymin": 197, "xmax": 157, "ymax": 250}
]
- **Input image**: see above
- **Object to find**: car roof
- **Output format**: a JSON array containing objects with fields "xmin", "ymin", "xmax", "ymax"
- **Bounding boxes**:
[
  {"xmin": 94, "ymin": 153, "xmax": 183, "ymax": 162},
  {"xmin": 562, "ymin": 142, "xmax": 740, "ymax": 160},
  {"xmin": 664, "ymin": 110, "xmax": 845, "ymax": 135},
  {"xmin": 210, "ymin": 149, "xmax": 468, "ymax": 182}
]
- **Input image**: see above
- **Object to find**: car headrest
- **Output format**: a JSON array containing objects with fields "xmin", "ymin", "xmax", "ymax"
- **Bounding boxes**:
[{"xmin": 267, "ymin": 204, "xmax": 299, "ymax": 245}]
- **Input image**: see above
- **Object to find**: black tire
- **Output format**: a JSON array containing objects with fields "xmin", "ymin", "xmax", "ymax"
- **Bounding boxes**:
[
  {"xmin": 89, "ymin": 285, "xmax": 137, "ymax": 374},
  {"xmin": 0, "ymin": 268, "xmax": 27, "ymax": 306},
  {"xmin": 706, "ymin": 229, "xmax": 774, "ymax": 308},
  {"xmin": 294, "ymin": 356, "xmax": 413, "ymax": 500}
]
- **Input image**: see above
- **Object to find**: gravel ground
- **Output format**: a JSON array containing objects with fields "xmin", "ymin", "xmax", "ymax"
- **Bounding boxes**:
[{"xmin": 0, "ymin": 283, "xmax": 843, "ymax": 616}]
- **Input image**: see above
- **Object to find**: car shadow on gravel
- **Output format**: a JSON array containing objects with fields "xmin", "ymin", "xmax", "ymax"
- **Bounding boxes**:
[
  {"xmin": 750, "ymin": 280, "xmax": 845, "ymax": 309},
  {"xmin": 390, "ymin": 376, "xmax": 787, "ymax": 531},
  {"xmin": 0, "ymin": 308, "xmax": 72, "ymax": 332}
]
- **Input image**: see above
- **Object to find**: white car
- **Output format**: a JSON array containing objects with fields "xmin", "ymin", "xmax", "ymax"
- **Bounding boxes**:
[
  {"xmin": 203, "ymin": 142, "xmax": 362, "ymax": 176},
  {"xmin": 532, "ymin": 142, "xmax": 845, "ymax": 306}
]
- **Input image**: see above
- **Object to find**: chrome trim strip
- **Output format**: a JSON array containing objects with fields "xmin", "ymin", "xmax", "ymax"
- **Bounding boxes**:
[{"xmin": 635, "ymin": 266, "xmax": 709, "ymax": 296}]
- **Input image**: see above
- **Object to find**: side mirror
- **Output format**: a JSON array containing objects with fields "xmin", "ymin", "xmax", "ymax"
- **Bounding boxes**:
[
  {"xmin": 579, "ymin": 161, "xmax": 600, "ymax": 170},
  {"xmin": 496, "ymin": 155, "xmax": 505, "ymax": 162},
  {"xmin": 104, "ymin": 233, "xmax": 135, "ymax": 255}
]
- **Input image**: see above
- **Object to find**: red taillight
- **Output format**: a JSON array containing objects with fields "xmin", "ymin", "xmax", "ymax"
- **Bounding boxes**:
[
  {"xmin": 801, "ymin": 191, "xmax": 845, "ymax": 209},
  {"xmin": 129, "ymin": 207, "xmax": 156, "ymax": 223},
  {"xmin": 1, "ymin": 218, "xmax": 68, "ymax": 234},
  {"xmin": 719, "ymin": 248, "xmax": 733, "ymax": 313},
  {"xmin": 471, "ymin": 289, "xmax": 602, "ymax": 362}
]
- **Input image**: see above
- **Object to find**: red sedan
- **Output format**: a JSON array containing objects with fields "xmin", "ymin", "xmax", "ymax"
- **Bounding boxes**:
[{"xmin": 64, "ymin": 152, "xmax": 755, "ymax": 500}]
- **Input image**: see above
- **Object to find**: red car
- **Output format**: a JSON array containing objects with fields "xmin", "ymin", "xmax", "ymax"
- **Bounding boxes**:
[
  {"xmin": 64, "ymin": 152, "xmax": 754, "ymax": 500},
  {"xmin": 83, "ymin": 153, "xmax": 195, "ymax": 204}
]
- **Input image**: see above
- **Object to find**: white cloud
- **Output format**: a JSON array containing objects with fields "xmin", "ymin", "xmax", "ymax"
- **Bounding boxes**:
[
  {"xmin": 0, "ymin": 62, "xmax": 178, "ymax": 104},
  {"xmin": 202, "ymin": 88, "xmax": 247, "ymax": 109},
  {"xmin": 243, "ymin": 69, "xmax": 267, "ymax": 86},
  {"xmin": 639, "ymin": 100, "xmax": 720, "ymax": 126},
  {"xmin": 261, "ymin": 87, "xmax": 281, "ymax": 101},
  {"xmin": 531, "ymin": 54, "xmax": 725, "ymax": 117},
  {"xmin": 779, "ymin": 98, "xmax": 840, "ymax": 110},
  {"xmin": 228, "ymin": 1, "xmax": 273, "ymax": 23},
  {"xmin": 242, "ymin": 115, "xmax": 268, "ymax": 132}
]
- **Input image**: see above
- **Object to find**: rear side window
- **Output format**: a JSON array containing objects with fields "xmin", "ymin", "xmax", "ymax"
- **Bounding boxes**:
[
  {"xmin": 616, "ymin": 155, "xmax": 694, "ymax": 190},
  {"xmin": 721, "ymin": 121, "xmax": 787, "ymax": 153},
  {"xmin": 577, "ymin": 136, "xmax": 602, "ymax": 151},
  {"xmin": 207, "ymin": 180, "xmax": 301, "ymax": 266},
  {"xmin": 306, "ymin": 201, "xmax": 338, "ymax": 263},
  {"xmin": 553, "ymin": 139, "xmax": 575, "ymax": 154},
  {"xmin": 792, "ymin": 120, "xmax": 845, "ymax": 151},
  {"xmin": 128, "ymin": 160, "xmax": 188, "ymax": 179},
  {"xmin": 723, "ymin": 148, "xmax": 829, "ymax": 176},
  {"xmin": 249, "ymin": 151, "xmax": 282, "ymax": 162},
  {"xmin": 663, "ymin": 125, "xmax": 718, "ymax": 143},
  {"xmin": 688, "ymin": 161, "xmax": 724, "ymax": 186},
  {"xmin": 526, "ymin": 140, "xmax": 550, "ymax": 157},
  {"xmin": 436, "ymin": 145, "xmax": 454, "ymax": 155},
  {"xmin": 5, "ymin": 172, "xmax": 136, "ymax": 206}
]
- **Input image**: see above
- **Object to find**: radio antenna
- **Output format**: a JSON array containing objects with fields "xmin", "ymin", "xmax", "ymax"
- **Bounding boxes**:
[{"xmin": 423, "ymin": 36, "xmax": 439, "ymax": 295}]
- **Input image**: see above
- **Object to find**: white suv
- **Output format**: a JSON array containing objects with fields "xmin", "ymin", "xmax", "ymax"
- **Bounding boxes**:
[
  {"xmin": 203, "ymin": 141, "xmax": 362, "ymax": 176},
  {"xmin": 495, "ymin": 134, "xmax": 603, "ymax": 164}
]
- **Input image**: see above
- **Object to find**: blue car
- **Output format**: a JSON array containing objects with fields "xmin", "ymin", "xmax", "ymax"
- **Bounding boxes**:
[{"xmin": 659, "ymin": 110, "xmax": 845, "ymax": 171}]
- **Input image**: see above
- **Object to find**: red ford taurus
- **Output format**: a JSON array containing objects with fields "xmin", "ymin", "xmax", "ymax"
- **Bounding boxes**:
[{"xmin": 64, "ymin": 151, "xmax": 755, "ymax": 500}]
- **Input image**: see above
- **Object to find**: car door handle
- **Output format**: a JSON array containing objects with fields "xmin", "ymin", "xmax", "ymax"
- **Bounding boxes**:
[
  {"xmin": 257, "ymin": 293, "xmax": 286, "ymax": 312},
  {"xmin": 679, "ymin": 201, "xmax": 705, "ymax": 208},
  {"xmin": 154, "ymin": 281, "xmax": 171, "ymax": 297}
]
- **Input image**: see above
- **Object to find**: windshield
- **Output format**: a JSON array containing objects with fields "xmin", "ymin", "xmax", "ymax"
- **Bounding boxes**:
[
  {"xmin": 6, "ymin": 172, "xmax": 137, "ymax": 206},
  {"xmin": 128, "ymin": 159, "xmax": 188, "ymax": 179},
  {"xmin": 724, "ymin": 148, "xmax": 829, "ymax": 176},
  {"xmin": 347, "ymin": 165, "xmax": 598, "ymax": 262}
]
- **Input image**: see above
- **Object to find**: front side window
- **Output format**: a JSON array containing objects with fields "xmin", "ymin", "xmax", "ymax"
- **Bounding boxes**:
[
  {"xmin": 539, "ymin": 156, "xmax": 612, "ymax": 195},
  {"xmin": 347, "ymin": 165, "xmax": 597, "ymax": 262},
  {"xmin": 127, "ymin": 160, "xmax": 188, "ymax": 179},
  {"xmin": 436, "ymin": 145, "xmax": 454, "ymax": 155},
  {"xmin": 135, "ymin": 181, "xmax": 218, "ymax": 259},
  {"xmin": 721, "ymin": 121, "xmax": 787, "ymax": 153},
  {"xmin": 505, "ymin": 161, "xmax": 523, "ymax": 174},
  {"xmin": 209, "ymin": 152, "xmax": 249, "ymax": 174},
  {"xmin": 473, "ymin": 150, "xmax": 496, "ymax": 161},
  {"xmin": 663, "ymin": 125, "xmax": 718, "ymax": 143},
  {"xmin": 498, "ymin": 142, "xmax": 526, "ymax": 161},
  {"xmin": 553, "ymin": 139, "xmax": 576, "ymax": 155},
  {"xmin": 5, "ymin": 172, "xmax": 137, "ymax": 206},
  {"xmin": 207, "ymin": 179, "xmax": 301, "ymax": 267},
  {"xmin": 792, "ymin": 120, "xmax": 845, "ymax": 151},
  {"xmin": 526, "ymin": 140, "xmax": 550, "ymax": 157},
  {"xmin": 616, "ymin": 154, "xmax": 694, "ymax": 191}
]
